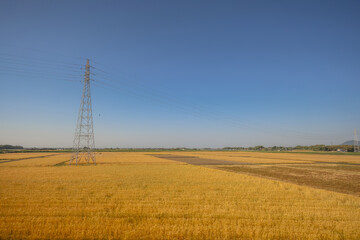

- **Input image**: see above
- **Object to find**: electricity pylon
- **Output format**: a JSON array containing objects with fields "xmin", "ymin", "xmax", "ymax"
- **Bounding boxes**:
[
  {"xmin": 354, "ymin": 128, "xmax": 359, "ymax": 153},
  {"xmin": 70, "ymin": 59, "xmax": 96, "ymax": 165}
]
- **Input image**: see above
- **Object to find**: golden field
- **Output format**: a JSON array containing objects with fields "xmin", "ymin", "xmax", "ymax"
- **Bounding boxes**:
[{"xmin": 0, "ymin": 151, "xmax": 359, "ymax": 239}]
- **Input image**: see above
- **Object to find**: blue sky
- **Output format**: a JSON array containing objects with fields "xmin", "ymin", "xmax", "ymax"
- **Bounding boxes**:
[{"xmin": 0, "ymin": 0, "xmax": 359, "ymax": 148}]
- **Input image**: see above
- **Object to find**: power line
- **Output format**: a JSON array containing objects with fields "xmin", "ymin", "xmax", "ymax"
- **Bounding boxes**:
[
  {"xmin": 0, "ymin": 52, "xmax": 83, "ymax": 68},
  {"xmin": 0, "ymin": 57, "xmax": 83, "ymax": 72},
  {"xmin": 0, "ymin": 67, "xmax": 83, "ymax": 80},
  {"xmin": 0, "ymin": 52, "xmax": 340, "ymax": 143},
  {"xmin": 1, "ymin": 43, "xmax": 87, "ymax": 62},
  {"xmin": 90, "ymin": 72, "xmax": 334, "ymax": 141},
  {"xmin": 91, "ymin": 63, "xmax": 338, "ymax": 141},
  {"xmin": 0, "ymin": 70, "xmax": 80, "ymax": 83}
]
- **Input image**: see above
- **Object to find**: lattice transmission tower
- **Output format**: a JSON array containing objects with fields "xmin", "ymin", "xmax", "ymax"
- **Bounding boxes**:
[
  {"xmin": 70, "ymin": 59, "xmax": 96, "ymax": 165},
  {"xmin": 354, "ymin": 128, "xmax": 359, "ymax": 153}
]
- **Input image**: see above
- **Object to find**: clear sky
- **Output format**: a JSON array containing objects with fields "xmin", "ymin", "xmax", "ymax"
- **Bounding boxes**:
[{"xmin": 0, "ymin": 0, "xmax": 359, "ymax": 148}]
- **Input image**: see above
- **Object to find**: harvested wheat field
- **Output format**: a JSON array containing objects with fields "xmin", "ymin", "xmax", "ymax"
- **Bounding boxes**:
[{"xmin": 0, "ymin": 151, "xmax": 360, "ymax": 239}]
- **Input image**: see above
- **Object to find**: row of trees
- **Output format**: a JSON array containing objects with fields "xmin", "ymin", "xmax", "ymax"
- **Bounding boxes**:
[
  {"xmin": 223, "ymin": 145, "xmax": 357, "ymax": 152},
  {"xmin": 223, "ymin": 146, "xmax": 291, "ymax": 151},
  {"xmin": 0, "ymin": 145, "xmax": 23, "ymax": 150},
  {"xmin": 293, "ymin": 145, "xmax": 356, "ymax": 152}
]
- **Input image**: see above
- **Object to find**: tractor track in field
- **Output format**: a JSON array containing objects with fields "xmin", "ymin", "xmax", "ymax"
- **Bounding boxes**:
[{"xmin": 0, "ymin": 153, "xmax": 65, "ymax": 164}]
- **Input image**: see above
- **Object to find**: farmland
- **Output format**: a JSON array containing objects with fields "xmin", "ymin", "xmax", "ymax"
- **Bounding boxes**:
[{"xmin": 0, "ymin": 151, "xmax": 360, "ymax": 239}]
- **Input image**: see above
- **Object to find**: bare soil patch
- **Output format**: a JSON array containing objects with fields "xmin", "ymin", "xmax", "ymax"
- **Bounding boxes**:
[{"xmin": 218, "ymin": 164, "xmax": 360, "ymax": 196}]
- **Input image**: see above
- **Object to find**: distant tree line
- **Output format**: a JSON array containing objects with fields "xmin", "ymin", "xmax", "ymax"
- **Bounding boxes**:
[
  {"xmin": 223, "ymin": 145, "xmax": 356, "ymax": 152},
  {"xmin": 293, "ymin": 145, "xmax": 355, "ymax": 152},
  {"xmin": 223, "ymin": 146, "xmax": 290, "ymax": 151},
  {"xmin": 0, "ymin": 145, "xmax": 23, "ymax": 150}
]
